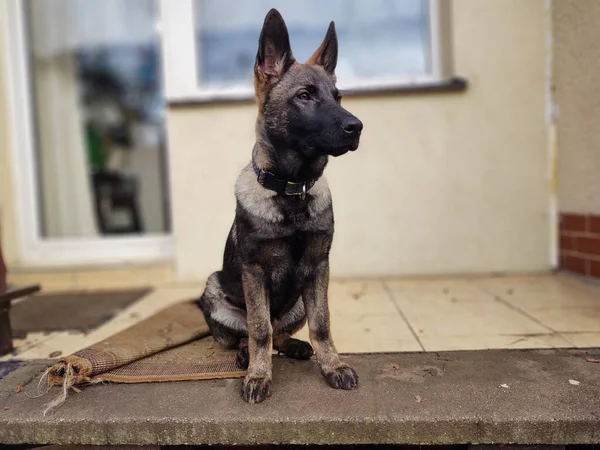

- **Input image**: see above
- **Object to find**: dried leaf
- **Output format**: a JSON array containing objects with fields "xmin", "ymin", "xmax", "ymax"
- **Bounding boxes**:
[
  {"xmin": 585, "ymin": 356, "xmax": 600, "ymax": 364},
  {"xmin": 415, "ymin": 395, "xmax": 422, "ymax": 403},
  {"xmin": 569, "ymin": 379, "xmax": 580, "ymax": 385},
  {"xmin": 500, "ymin": 384, "xmax": 510, "ymax": 389},
  {"xmin": 13, "ymin": 385, "xmax": 23, "ymax": 394}
]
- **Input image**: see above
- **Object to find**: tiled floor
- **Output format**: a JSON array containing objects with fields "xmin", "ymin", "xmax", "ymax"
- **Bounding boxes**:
[{"xmin": 3, "ymin": 271, "xmax": 600, "ymax": 361}]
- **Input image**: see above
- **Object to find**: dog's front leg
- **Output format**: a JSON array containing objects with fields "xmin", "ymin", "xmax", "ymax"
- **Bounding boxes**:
[
  {"xmin": 303, "ymin": 261, "xmax": 359, "ymax": 390},
  {"xmin": 241, "ymin": 264, "xmax": 273, "ymax": 403}
]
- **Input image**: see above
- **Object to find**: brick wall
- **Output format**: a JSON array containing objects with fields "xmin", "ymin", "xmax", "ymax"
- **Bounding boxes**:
[{"xmin": 559, "ymin": 213, "xmax": 600, "ymax": 278}]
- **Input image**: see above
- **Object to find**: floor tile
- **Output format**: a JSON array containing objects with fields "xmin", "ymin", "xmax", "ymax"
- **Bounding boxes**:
[
  {"xmin": 472, "ymin": 274, "xmax": 600, "ymax": 307},
  {"xmin": 293, "ymin": 314, "xmax": 421, "ymax": 353},
  {"xmin": 4, "ymin": 274, "xmax": 599, "ymax": 362},
  {"xmin": 560, "ymin": 332, "xmax": 600, "ymax": 348},
  {"xmin": 473, "ymin": 275, "xmax": 600, "ymax": 333},
  {"xmin": 328, "ymin": 280, "xmax": 399, "ymax": 317},
  {"xmin": 8, "ymin": 264, "xmax": 176, "ymax": 292},
  {"xmin": 385, "ymin": 277, "xmax": 485, "ymax": 298},
  {"xmin": 12, "ymin": 331, "xmax": 86, "ymax": 361},
  {"xmin": 523, "ymin": 307, "xmax": 600, "ymax": 333},
  {"xmin": 72, "ymin": 266, "xmax": 175, "ymax": 290},
  {"xmin": 419, "ymin": 333, "xmax": 573, "ymax": 352},
  {"xmin": 292, "ymin": 280, "xmax": 419, "ymax": 353},
  {"xmin": 7, "ymin": 272, "xmax": 76, "ymax": 292},
  {"xmin": 0, "ymin": 332, "xmax": 52, "ymax": 362},
  {"xmin": 384, "ymin": 280, "xmax": 550, "ymax": 339}
]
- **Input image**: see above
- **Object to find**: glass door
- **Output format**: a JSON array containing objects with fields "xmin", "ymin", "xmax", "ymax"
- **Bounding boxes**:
[{"xmin": 4, "ymin": 0, "xmax": 172, "ymax": 266}]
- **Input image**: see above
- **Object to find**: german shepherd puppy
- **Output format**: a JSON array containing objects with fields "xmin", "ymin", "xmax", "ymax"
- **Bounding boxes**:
[{"xmin": 197, "ymin": 8, "xmax": 363, "ymax": 403}]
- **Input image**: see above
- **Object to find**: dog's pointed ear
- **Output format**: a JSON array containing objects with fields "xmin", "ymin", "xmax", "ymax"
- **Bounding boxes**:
[
  {"xmin": 307, "ymin": 21, "xmax": 338, "ymax": 75},
  {"xmin": 255, "ymin": 9, "xmax": 295, "ymax": 82}
]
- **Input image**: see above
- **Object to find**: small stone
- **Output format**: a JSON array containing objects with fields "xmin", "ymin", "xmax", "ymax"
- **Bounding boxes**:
[
  {"xmin": 500, "ymin": 384, "xmax": 510, "ymax": 389},
  {"xmin": 569, "ymin": 379, "xmax": 581, "ymax": 385}
]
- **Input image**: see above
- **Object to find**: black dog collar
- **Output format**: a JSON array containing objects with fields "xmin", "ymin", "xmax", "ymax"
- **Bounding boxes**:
[{"xmin": 252, "ymin": 161, "xmax": 317, "ymax": 200}]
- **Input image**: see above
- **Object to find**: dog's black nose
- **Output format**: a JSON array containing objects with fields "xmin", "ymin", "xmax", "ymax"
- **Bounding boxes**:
[{"xmin": 342, "ymin": 117, "xmax": 363, "ymax": 135}]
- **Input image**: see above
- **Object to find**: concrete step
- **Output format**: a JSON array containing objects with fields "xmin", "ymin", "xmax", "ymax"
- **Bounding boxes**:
[
  {"xmin": 3, "ymin": 445, "xmax": 594, "ymax": 450},
  {"xmin": 1, "ymin": 349, "xmax": 600, "ymax": 446},
  {"xmin": 5, "ymin": 446, "xmax": 593, "ymax": 450}
]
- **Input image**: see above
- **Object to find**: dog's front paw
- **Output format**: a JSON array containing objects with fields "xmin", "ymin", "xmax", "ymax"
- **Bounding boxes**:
[
  {"xmin": 324, "ymin": 364, "xmax": 359, "ymax": 390},
  {"xmin": 241, "ymin": 375, "xmax": 272, "ymax": 403}
]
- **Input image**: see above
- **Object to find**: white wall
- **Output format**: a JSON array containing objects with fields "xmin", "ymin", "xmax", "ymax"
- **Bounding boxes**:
[
  {"xmin": 554, "ymin": 0, "xmax": 600, "ymax": 215},
  {"xmin": 167, "ymin": 0, "xmax": 551, "ymax": 280}
]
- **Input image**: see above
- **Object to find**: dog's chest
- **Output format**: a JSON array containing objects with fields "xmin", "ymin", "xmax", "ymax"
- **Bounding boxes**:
[
  {"xmin": 263, "ymin": 231, "xmax": 315, "ymax": 316},
  {"xmin": 263, "ymin": 230, "xmax": 309, "ymax": 267},
  {"xmin": 236, "ymin": 194, "xmax": 333, "ymax": 318},
  {"xmin": 276, "ymin": 194, "xmax": 328, "ymax": 230},
  {"xmin": 263, "ymin": 203, "xmax": 329, "ymax": 288}
]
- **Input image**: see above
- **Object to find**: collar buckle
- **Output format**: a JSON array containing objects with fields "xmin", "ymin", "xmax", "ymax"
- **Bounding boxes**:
[{"xmin": 287, "ymin": 183, "xmax": 307, "ymax": 200}]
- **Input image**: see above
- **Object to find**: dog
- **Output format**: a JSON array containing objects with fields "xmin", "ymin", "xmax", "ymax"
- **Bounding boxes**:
[{"xmin": 196, "ymin": 8, "xmax": 363, "ymax": 404}]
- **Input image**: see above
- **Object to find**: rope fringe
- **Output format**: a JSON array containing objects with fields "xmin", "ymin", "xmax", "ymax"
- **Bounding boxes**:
[{"xmin": 29, "ymin": 359, "xmax": 98, "ymax": 416}]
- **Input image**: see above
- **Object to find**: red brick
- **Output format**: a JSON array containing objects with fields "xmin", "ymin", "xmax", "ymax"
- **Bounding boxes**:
[
  {"xmin": 575, "ymin": 236, "xmax": 600, "ymax": 256},
  {"xmin": 590, "ymin": 259, "xmax": 600, "ymax": 278},
  {"xmin": 589, "ymin": 215, "xmax": 600, "ymax": 235},
  {"xmin": 559, "ymin": 234, "xmax": 577, "ymax": 251},
  {"xmin": 560, "ymin": 254, "xmax": 587, "ymax": 275},
  {"xmin": 560, "ymin": 213, "xmax": 587, "ymax": 232}
]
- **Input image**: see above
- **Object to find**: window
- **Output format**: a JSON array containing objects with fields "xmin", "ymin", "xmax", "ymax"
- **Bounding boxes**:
[{"xmin": 160, "ymin": 0, "xmax": 453, "ymax": 102}]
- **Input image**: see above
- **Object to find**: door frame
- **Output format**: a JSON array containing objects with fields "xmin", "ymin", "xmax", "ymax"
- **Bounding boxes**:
[{"xmin": 1, "ymin": 0, "xmax": 174, "ymax": 268}]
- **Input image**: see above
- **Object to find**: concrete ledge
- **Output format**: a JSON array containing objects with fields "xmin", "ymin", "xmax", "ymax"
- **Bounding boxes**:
[{"xmin": 1, "ymin": 349, "xmax": 600, "ymax": 446}]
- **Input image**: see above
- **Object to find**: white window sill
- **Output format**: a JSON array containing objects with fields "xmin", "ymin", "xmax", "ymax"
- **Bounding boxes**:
[{"xmin": 166, "ymin": 76, "xmax": 468, "ymax": 107}]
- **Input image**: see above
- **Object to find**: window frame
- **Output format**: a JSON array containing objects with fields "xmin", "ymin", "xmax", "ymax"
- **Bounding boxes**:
[{"xmin": 159, "ymin": 0, "xmax": 455, "ymax": 103}]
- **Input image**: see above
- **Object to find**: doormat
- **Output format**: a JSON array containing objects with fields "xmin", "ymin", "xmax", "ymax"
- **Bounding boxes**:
[
  {"xmin": 11, "ymin": 288, "xmax": 152, "ymax": 338},
  {"xmin": 34, "ymin": 300, "xmax": 244, "ymax": 415}
]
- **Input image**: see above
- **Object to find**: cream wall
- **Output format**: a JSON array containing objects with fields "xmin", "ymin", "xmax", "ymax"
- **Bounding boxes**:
[
  {"xmin": 0, "ymin": 15, "xmax": 21, "ymax": 266},
  {"xmin": 168, "ymin": 0, "xmax": 551, "ymax": 280},
  {"xmin": 554, "ymin": 1, "xmax": 600, "ymax": 215}
]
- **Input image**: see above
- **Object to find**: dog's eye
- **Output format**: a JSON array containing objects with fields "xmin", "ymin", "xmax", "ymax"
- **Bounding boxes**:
[
  {"xmin": 333, "ymin": 90, "xmax": 342, "ymax": 103},
  {"xmin": 297, "ymin": 91, "xmax": 311, "ymax": 101}
]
